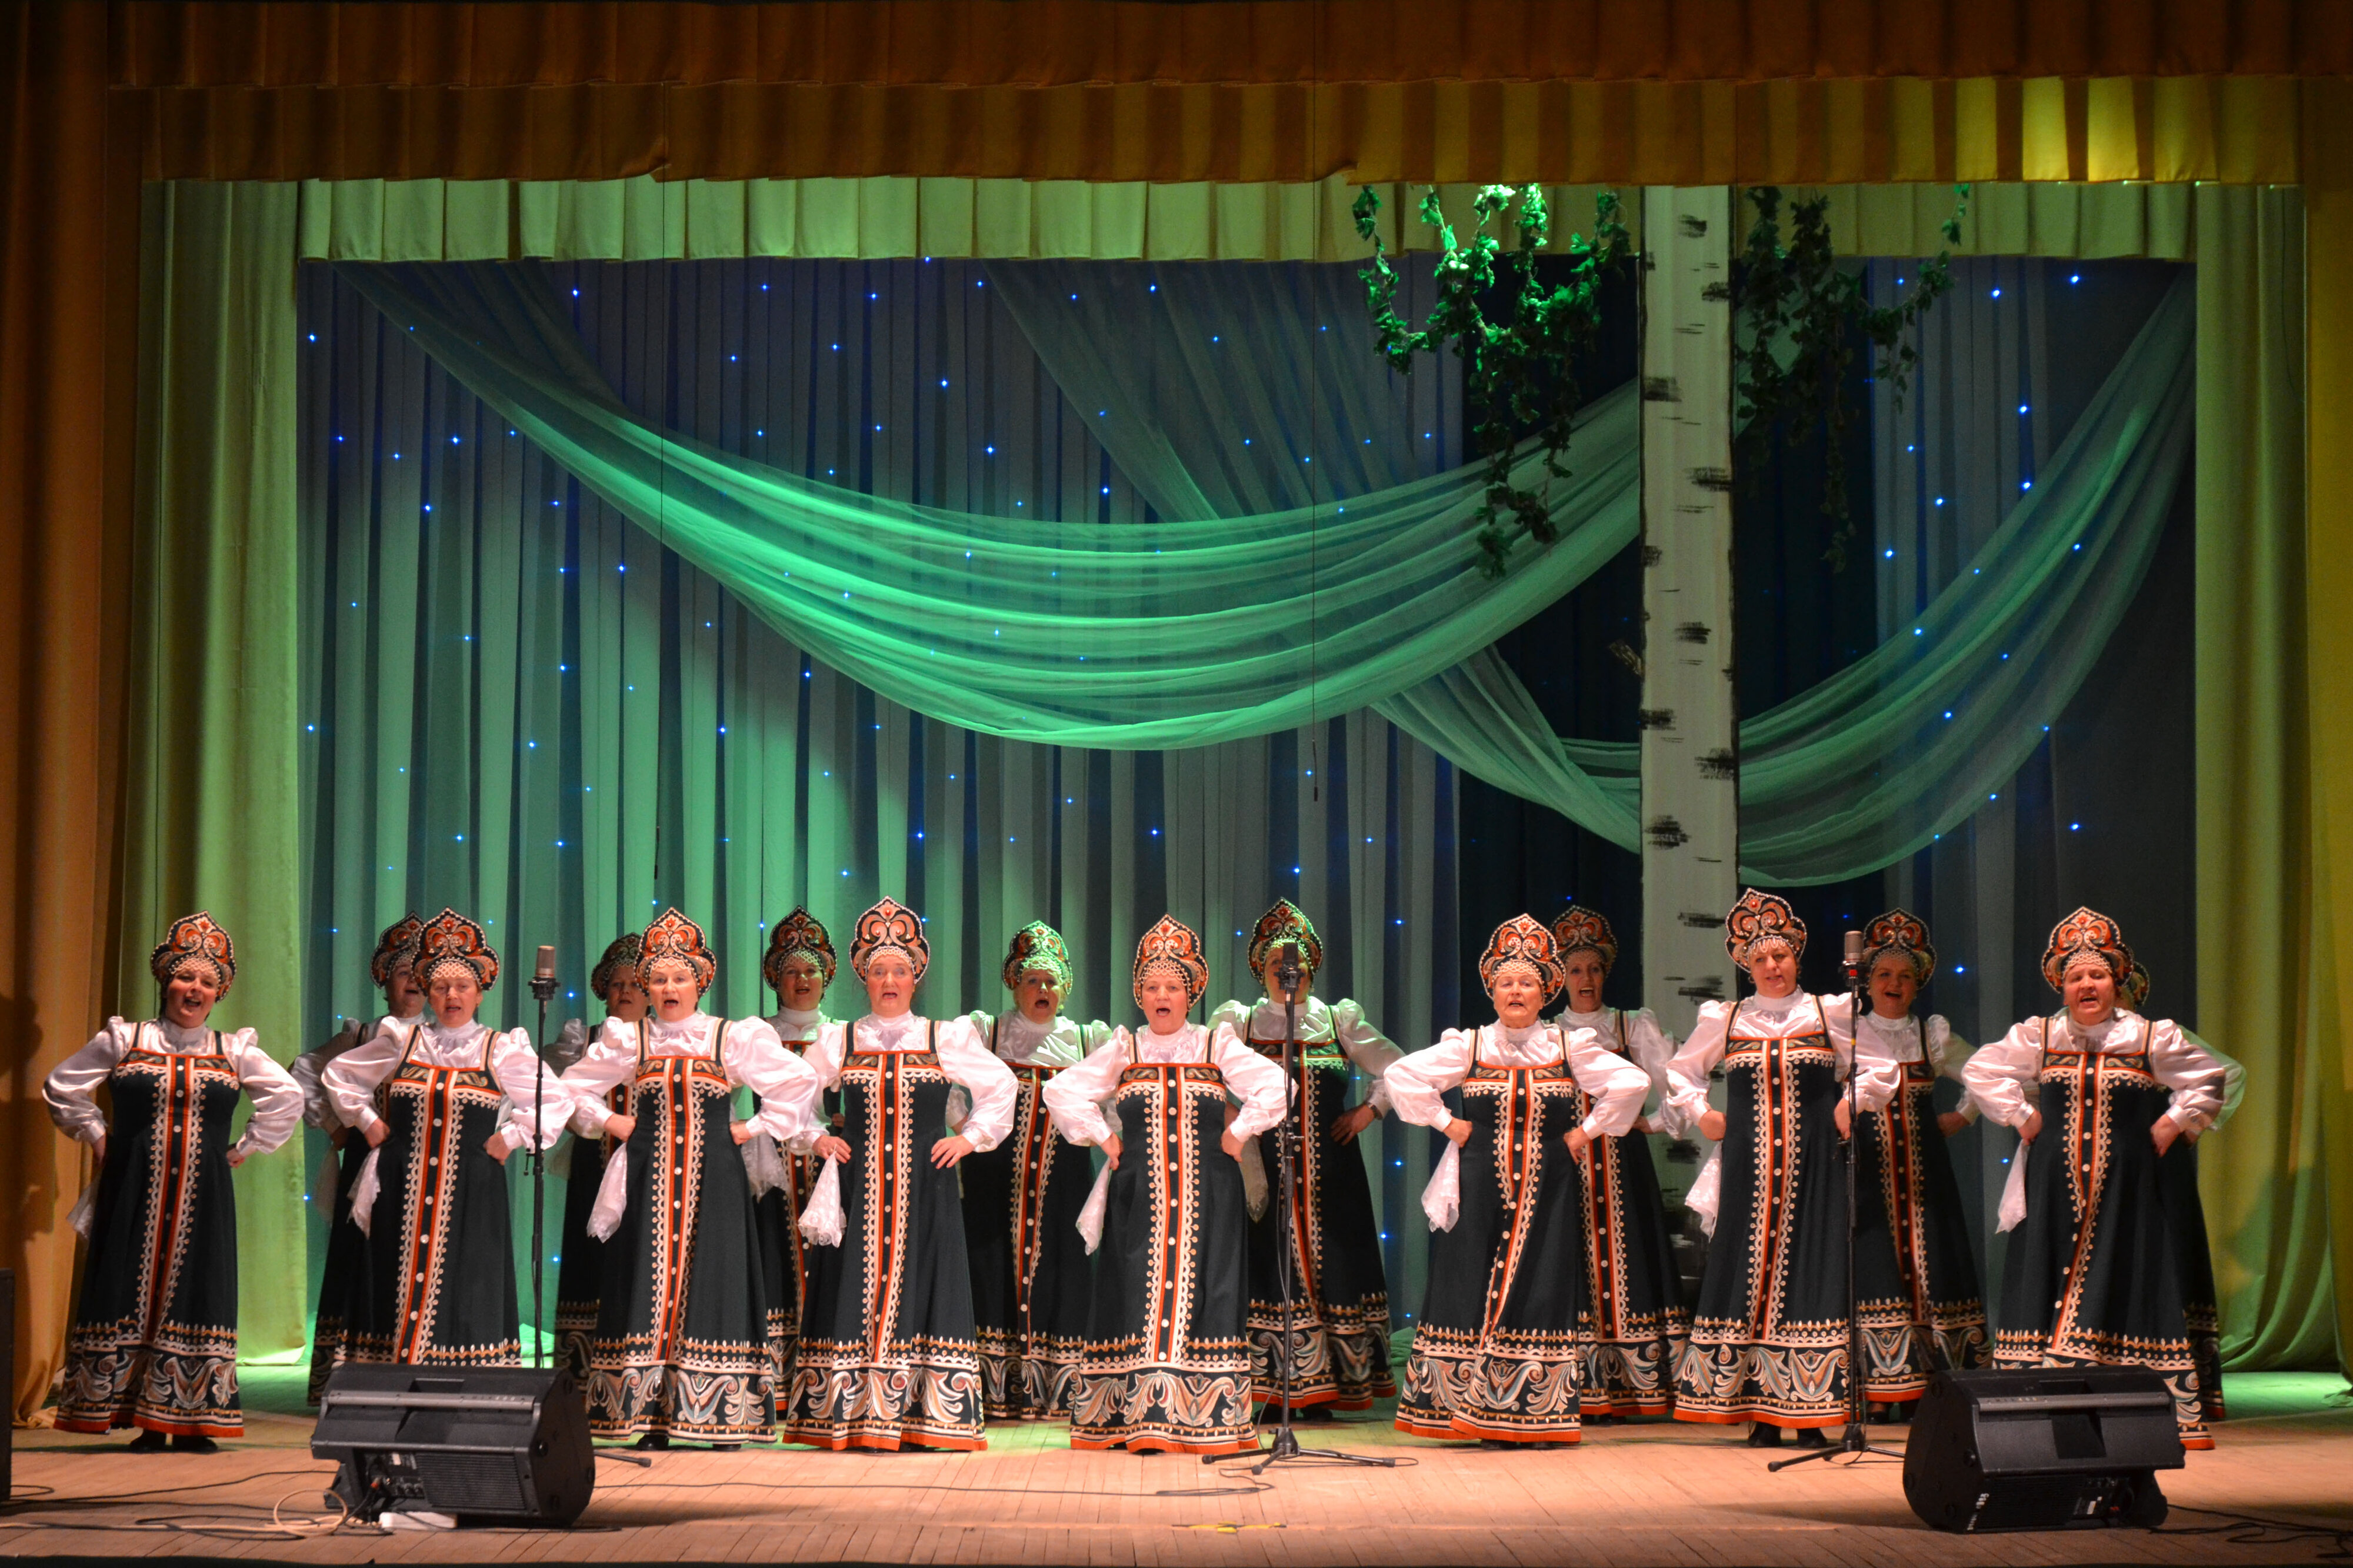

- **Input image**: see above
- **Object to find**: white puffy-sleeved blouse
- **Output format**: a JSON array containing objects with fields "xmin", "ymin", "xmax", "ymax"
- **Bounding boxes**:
[
  {"xmin": 46, "ymin": 1016, "xmax": 302, "ymax": 1162},
  {"xmin": 1549, "ymin": 1004, "xmax": 1677, "ymax": 1119},
  {"xmin": 1041, "ymin": 1020, "xmax": 1288, "ymax": 1148},
  {"xmin": 792, "ymin": 1012, "xmax": 1018, "ymax": 1154},
  {"xmin": 558, "ymin": 1011, "xmax": 821, "ymax": 1146},
  {"xmin": 1661, "ymin": 990, "xmax": 1899, "ymax": 1136},
  {"xmin": 1823, "ymin": 995, "xmax": 1979, "ymax": 1125},
  {"xmin": 1384, "ymin": 1020, "xmax": 1651, "ymax": 1141},
  {"xmin": 1205, "ymin": 995, "xmax": 1402, "ymax": 1114},
  {"xmin": 1961, "ymin": 1009, "xmax": 2225, "ymax": 1135},
  {"xmin": 321, "ymin": 1017, "xmax": 570, "ymax": 1152}
]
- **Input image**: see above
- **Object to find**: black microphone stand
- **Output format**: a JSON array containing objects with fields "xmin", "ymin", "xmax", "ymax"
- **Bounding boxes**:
[
  {"xmin": 1771, "ymin": 932, "xmax": 1904, "ymax": 1470},
  {"xmin": 528, "ymin": 954, "xmax": 559, "ymax": 1374},
  {"xmin": 1221, "ymin": 941, "xmax": 1397, "ymax": 1474}
]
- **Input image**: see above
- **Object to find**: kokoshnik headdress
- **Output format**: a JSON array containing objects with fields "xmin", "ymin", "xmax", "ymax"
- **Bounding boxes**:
[
  {"xmin": 1132, "ymin": 915, "xmax": 1209, "ymax": 1009},
  {"xmin": 764, "ymin": 906, "xmax": 837, "ymax": 992},
  {"xmin": 1725, "ymin": 888, "xmax": 1807, "ymax": 971},
  {"xmin": 369, "ymin": 913, "xmax": 425, "ymax": 990},
  {"xmin": 1002, "ymin": 921, "xmax": 1074, "ymax": 993},
  {"xmin": 151, "ymin": 912, "xmax": 236, "ymax": 996},
  {"xmin": 589, "ymin": 932, "xmax": 643, "ymax": 1002},
  {"xmin": 1859, "ymin": 908, "xmax": 1938, "ymax": 986},
  {"xmin": 2041, "ymin": 906, "xmax": 2134, "ymax": 994},
  {"xmin": 415, "ymin": 908, "xmax": 499, "ymax": 990},
  {"xmin": 1247, "ymin": 899, "xmax": 1323, "ymax": 979},
  {"xmin": 638, "ymin": 908, "xmax": 716, "ymax": 995},
  {"xmin": 1549, "ymin": 904, "xmax": 1619, "ymax": 975},
  {"xmin": 1478, "ymin": 914, "xmax": 1566, "ymax": 1003},
  {"xmin": 851, "ymin": 898, "xmax": 930, "ymax": 983}
]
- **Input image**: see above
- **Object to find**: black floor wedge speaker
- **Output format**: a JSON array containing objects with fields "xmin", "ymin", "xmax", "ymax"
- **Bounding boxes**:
[
  {"xmin": 1903, "ymin": 1367, "xmax": 2184, "ymax": 1533},
  {"xmin": 312, "ymin": 1365, "xmax": 592, "ymax": 1526}
]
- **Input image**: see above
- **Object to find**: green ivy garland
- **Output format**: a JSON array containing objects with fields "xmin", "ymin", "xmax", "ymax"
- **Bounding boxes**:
[
  {"xmin": 1351, "ymin": 184, "xmax": 1632, "ymax": 577},
  {"xmin": 1731, "ymin": 184, "xmax": 1971, "ymax": 569}
]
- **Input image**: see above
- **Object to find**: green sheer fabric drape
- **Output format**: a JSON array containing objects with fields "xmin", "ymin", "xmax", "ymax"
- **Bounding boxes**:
[
  {"xmin": 335, "ymin": 258, "xmax": 1643, "ymax": 750},
  {"xmin": 359, "ymin": 257, "xmax": 2195, "ymax": 890},
  {"xmin": 1549, "ymin": 272, "xmax": 2195, "ymax": 883},
  {"xmin": 124, "ymin": 181, "xmax": 309, "ymax": 1360}
]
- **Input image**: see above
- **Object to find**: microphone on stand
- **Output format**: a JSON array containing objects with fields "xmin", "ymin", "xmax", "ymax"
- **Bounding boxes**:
[
  {"xmin": 1843, "ymin": 928, "xmax": 1865, "ymax": 980},
  {"xmin": 529, "ymin": 945, "xmax": 559, "ymax": 1373}
]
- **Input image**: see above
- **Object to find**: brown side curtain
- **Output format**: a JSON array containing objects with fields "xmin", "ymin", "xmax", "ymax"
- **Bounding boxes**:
[{"xmin": 0, "ymin": 1, "xmax": 139, "ymax": 1423}]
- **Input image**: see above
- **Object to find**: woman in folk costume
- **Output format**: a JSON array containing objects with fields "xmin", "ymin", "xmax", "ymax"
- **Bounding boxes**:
[
  {"xmin": 1385, "ymin": 916, "xmax": 1651, "ymax": 1446},
  {"xmin": 2121, "ymin": 961, "xmax": 2237, "ymax": 1424},
  {"xmin": 1544, "ymin": 905, "xmax": 1688, "ymax": 1420},
  {"xmin": 558, "ymin": 910, "xmax": 818, "ymax": 1446},
  {"xmin": 1207, "ymin": 899, "xmax": 1401, "ymax": 1417},
  {"xmin": 45, "ymin": 914, "xmax": 301, "ymax": 1450},
  {"xmin": 1838, "ymin": 910, "xmax": 1989, "ymax": 1416},
  {"xmin": 324, "ymin": 908, "xmax": 569, "ymax": 1367},
  {"xmin": 1042, "ymin": 916, "xmax": 1288, "ymax": 1455},
  {"xmin": 552, "ymin": 933, "xmax": 648, "ymax": 1388},
  {"xmin": 1666, "ymin": 890, "xmax": 1898, "ymax": 1447},
  {"xmin": 959, "ymin": 921, "xmax": 1111, "ymax": 1420},
  {"xmin": 780, "ymin": 898, "xmax": 1018, "ymax": 1451},
  {"xmin": 753, "ymin": 907, "xmax": 837, "ymax": 1372},
  {"xmin": 298, "ymin": 913, "xmax": 425, "ymax": 1404},
  {"xmin": 1964, "ymin": 911, "xmax": 2227, "ymax": 1447}
]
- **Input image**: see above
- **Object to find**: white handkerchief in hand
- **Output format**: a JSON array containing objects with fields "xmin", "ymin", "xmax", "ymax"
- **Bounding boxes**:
[
  {"xmin": 1998, "ymin": 1140, "xmax": 2030, "ymax": 1233},
  {"xmin": 1239, "ymin": 1134, "xmax": 1269, "ymax": 1222},
  {"xmin": 349, "ymin": 1147, "xmax": 382, "ymax": 1238},
  {"xmin": 1685, "ymin": 1144, "xmax": 1722, "ymax": 1238},
  {"xmin": 1421, "ymin": 1141, "xmax": 1461, "ymax": 1232},
  {"xmin": 1077, "ymin": 1158, "xmax": 1114, "ymax": 1255},
  {"xmin": 798, "ymin": 1157, "xmax": 845, "ymax": 1246},
  {"xmin": 67, "ymin": 1180, "xmax": 97, "ymax": 1240},
  {"xmin": 588, "ymin": 1147, "xmax": 629, "ymax": 1242},
  {"xmin": 741, "ymin": 1130, "xmax": 789, "ymax": 1197}
]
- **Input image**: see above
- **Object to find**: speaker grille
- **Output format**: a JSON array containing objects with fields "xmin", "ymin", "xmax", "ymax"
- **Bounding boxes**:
[{"xmin": 415, "ymin": 1453, "xmax": 529, "ymax": 1515}]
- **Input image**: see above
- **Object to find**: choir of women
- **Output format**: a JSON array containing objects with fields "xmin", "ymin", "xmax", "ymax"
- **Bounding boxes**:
[
  {"xmin": 1207, "ymin": 899, "xmax": 1401, "ymax": 1416},
  {"xmin": 1042, "ymin": 916, "xmax": 1288, "ymax": 1454},
  {"xmin": 959, "ymin": 922, "xmax": 1109, "ymax": 1420},
  {"xmin": 779, "ymin": 898, "xmax": 1015, "ymax": 1451},
  {"xmin": 297, "ymin": 913, "xmax": 425, "ymax": 1403},
  {"xmin": 48, "ymin": 889, "xmax": 2247, "ymax": 1457},
  {"xmin": 1388, "ymin": 915, "xmax": 1651, "ymax": 1444},
  {"xmin": 1962, "ymin": 908, "xmax": 2227, "ymax": 1447},
  {"xmin": 559, "ymin": 910, "xmax": 817, "ymax": 1446},
  {"xmin": 1545, "ymin": 905, "xmax": 1689, "ymax": 1419},
  {"xmin": 554, "ymin": 933, "xmax": 647, "ymax": 1387},
  {"xmin": 323, "ymin": 910, "xmax": 568, "ymax": 1367},
  {"xmin": 1667, "ymin": 890, "xmax": 1897, "ymax": 1446},
  {"xmin": 44, "ymin": 914, "xmax": 300, "ymax": 1449},
  {"xmin": 1841, "ymin": 909, "xmax": 1990, "ymax": 1413}
]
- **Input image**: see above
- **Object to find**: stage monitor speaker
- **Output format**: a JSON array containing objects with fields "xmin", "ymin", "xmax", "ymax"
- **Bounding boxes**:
[
  {"xmin": 1903, "ymin": 1367, "xmax": 2184, "ymax": 1533},
  {"xmin": 312, "ymin": 1365, "xmax": 592, "ymax": 1526}
]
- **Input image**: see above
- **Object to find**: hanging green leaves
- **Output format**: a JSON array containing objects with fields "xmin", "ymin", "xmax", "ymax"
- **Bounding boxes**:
[
  {"xmin": 1731, "ymin": 184, "xmax": 1971, "ymax": 570},
  {"xmin": 1352, "ymin": 184, "xmax": 1632, "ymax": 578}
]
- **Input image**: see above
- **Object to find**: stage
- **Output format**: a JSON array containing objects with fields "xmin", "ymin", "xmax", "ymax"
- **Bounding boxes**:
[{"xmin": 2, "ymin": 1371, "xmax": 2347, "ymax": 1566}]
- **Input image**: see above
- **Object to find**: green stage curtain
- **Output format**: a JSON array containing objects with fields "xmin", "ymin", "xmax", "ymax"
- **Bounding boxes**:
[
  {"xmin": 2193, "ymin": 184, "xmax": 2337, "ymax": 1372},
  {"xmin": 2301, "ymin": 85, "xmax": 2353, "ymax": 1379},
  {"xmin": 121, "ymin": 181, "xmax": 309, "ymax": 1362}
]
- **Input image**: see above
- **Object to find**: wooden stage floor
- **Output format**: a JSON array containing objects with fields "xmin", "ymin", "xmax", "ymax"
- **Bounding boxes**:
[{"xmin": 5, "ymin": 1371, "xmax": 2349, "ymax": 1566}]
